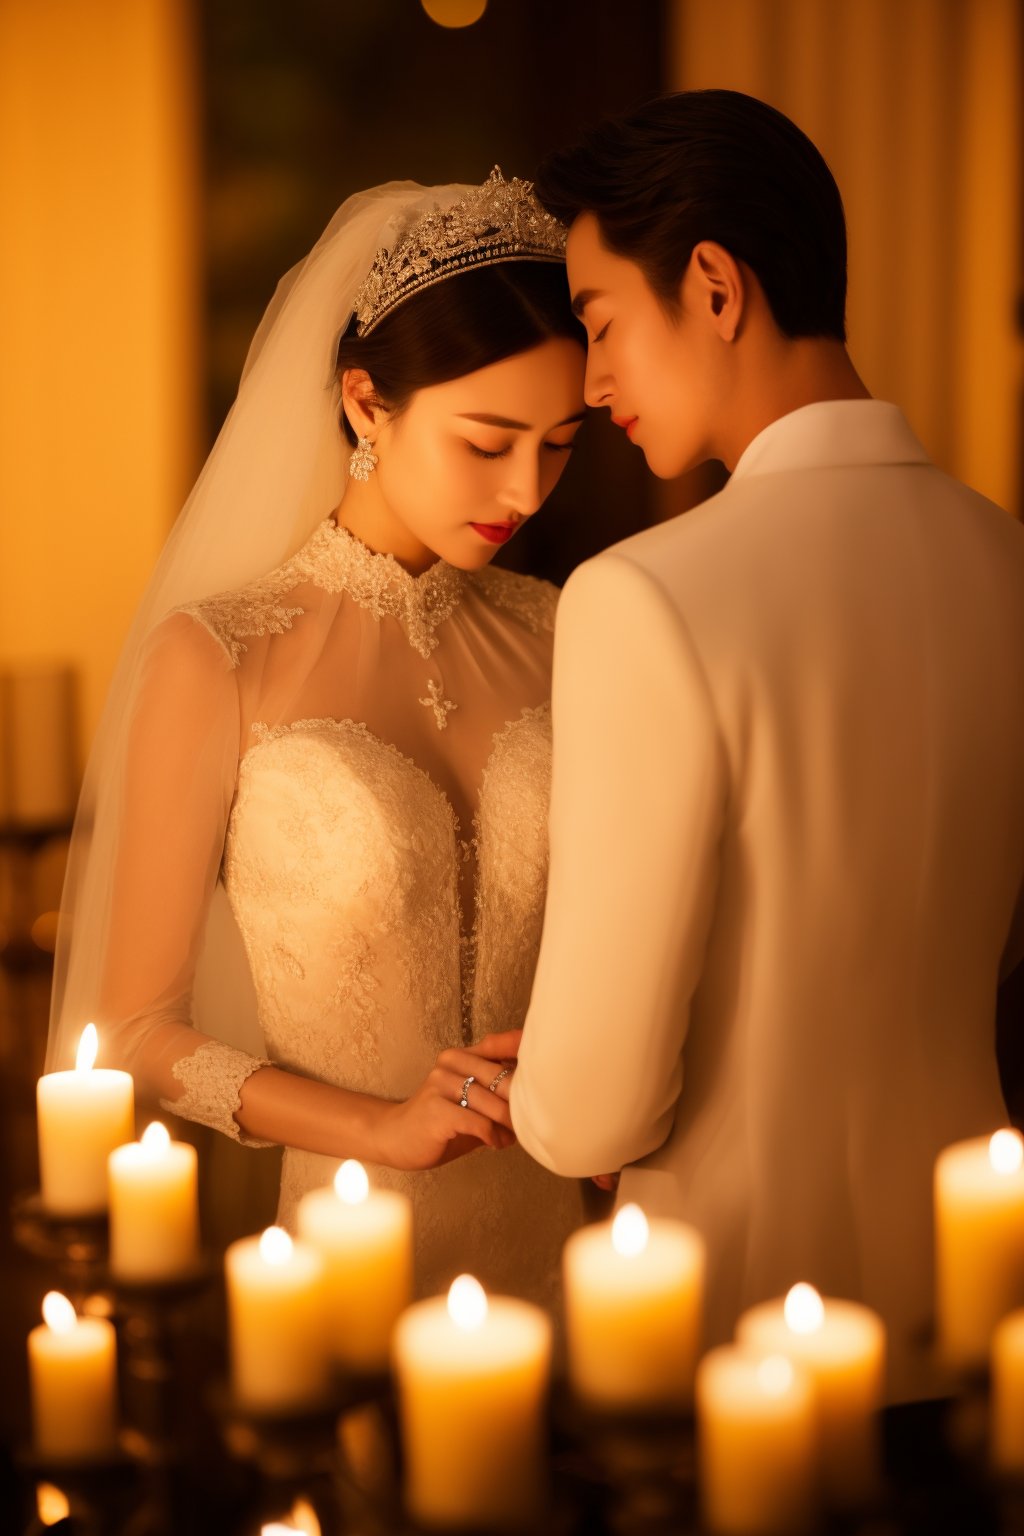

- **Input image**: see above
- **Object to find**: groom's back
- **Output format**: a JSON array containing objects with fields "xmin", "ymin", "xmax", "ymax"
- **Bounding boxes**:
[{"xmin": 611, "ymin": 405, "xmax": 1024, "ymax": 1397}]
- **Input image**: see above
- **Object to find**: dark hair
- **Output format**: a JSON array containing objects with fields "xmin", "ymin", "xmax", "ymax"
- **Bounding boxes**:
[
  {"xmin": 534, "ymin": 89, "xmax": 848, "ymax": 342},
  {"xmin": 336, "ymin": 260, "xmax": 581, "ymax": 445}
]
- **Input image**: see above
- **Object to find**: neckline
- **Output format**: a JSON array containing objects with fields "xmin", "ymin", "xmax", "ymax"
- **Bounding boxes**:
[{"xmin": 295, "ymin": 519, "xmax": 469, "ymax": 658}]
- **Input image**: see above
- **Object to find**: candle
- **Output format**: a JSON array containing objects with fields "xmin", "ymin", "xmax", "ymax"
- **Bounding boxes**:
[
  {"xmin": 108, "ymin": 1121, "xmax": 199, "ymax": 1280},
  {"xmin": 296, "ymin": 1159, "xmax": 412, "ymax": 1371},
  {"xmin": 562, "ymin": 1202, "xmax": 704, "ymax": 1409},
  {"xmin": 991, "ymin": 1309, "xmax": 1024, "ymax": 1472},
  {"xmin": 27, "ymin": 1291, "xmax": 118, "ymax": 1460},
  {"xmin": 935, "ymin": 1128, "xmax": 1024, "ymax": 1367},
  {"xmin": 393, "ymin": 1274, "xmax": 552, "ymax": 1529},
  {"xmin": 36, "ymin": 1025, "xmax": 134, "ymax": 1215},
  {"xmin": 736, "ymin": 1283, "xmax": 885, "ymax": 1505},
  {"xmin": 696, "ymin": 1346, "xmax": 820, "ymax": 1535},
  {"xmin": 224, "ymin": 1226, "xmax": 329, "ymax": 1412}
]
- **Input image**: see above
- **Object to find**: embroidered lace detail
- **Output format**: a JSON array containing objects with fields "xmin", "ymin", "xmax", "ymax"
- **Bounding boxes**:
[
  {"xmin": 299, "ymin": 521, "xmax": 468, "ymax": 659},
  {"xmin": 468, "ymin": 565, "xmax": 560, "ymax": 635},
  {"xmin": 419, "ymin": 678, "xmax": 458, "ymax": 731},
  {"xmin": 163, "ymin": 1042, "xmax": 276, "ymax": 1146}
]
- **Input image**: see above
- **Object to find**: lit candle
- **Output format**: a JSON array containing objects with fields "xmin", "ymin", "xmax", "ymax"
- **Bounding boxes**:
[
  {"xmin": 224, "ymin": 1226, "xmax": 329, "ymax": 1412},
  {"xmin": 108, "ymin": 1121, "xmax": 199, "ymax": 1281},
  {"xmin": 562, "ymin": 1203, "xmax": 704, "ymax": 1410},
  {"xmin": 393, "ymin": 1274, "xmax": 552, "ymax": 1529},
  {"xmin": 736, "ymin": 1283, "xmax": 885, "ymax": 1505},
  {"xmin": 991, "ymin": 1309, "xmax": 1024, "ymax": 1472},
  {"xmin": 27, "ymin": 1291, "xmax": 118, "ymax": 1460},
  {"xmin": 935, "ymin": 1128, "xmax": 1024, "ymax": 1367},
  {"xmin": 36, "ymin": 1025, "xmax": 134, "ymax": 1215},
  {"xmin": 296, "ymin": 1160, "xmax": 412, "ymax": 1371},
  {"xmin": 696, "ymin": 1346, "xmax": 820, "ymax": 1535}
]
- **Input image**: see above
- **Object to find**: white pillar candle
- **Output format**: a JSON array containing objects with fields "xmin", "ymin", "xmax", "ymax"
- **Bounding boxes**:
[
  {"xmin": 28, "ymin": 1291, "xmax": 118, "ymax": 1460},
  {"xmin": 736, "ymin": 1283, "xmax": 885, "ymax": 1505},
  {"xmin": 393, "ymin": 1274, "xmax": 552, "ymax": 1530},
  {"xmin": 935, "ymin": 1128, "xmax": 1024, "ymax": 1367},
  {"xmin": 991, "ymin": 1309, "xmax": 1024, "ymax": 1472},
  {"xmin": 225, "ymin": 1226, "xmax": 329, "ymax": 1413},
  {"xmin": 36, "ymin": 1025, "xmax": 134, "ymax": 1215},
  {"xmin": 108, "ymin": 1121, "xmax": 199, "ymax": 1281},
  {"xmin": 562, "ymin": 1203, "xmax": 704, "ymax": 1410},
  {"xmin": 696, "ymin": 1346, "xmax": 820, "ymax": 1535},
  {"xmin": 296, "ymin": 1159, "xmax": 412, "ymax": 1371}
]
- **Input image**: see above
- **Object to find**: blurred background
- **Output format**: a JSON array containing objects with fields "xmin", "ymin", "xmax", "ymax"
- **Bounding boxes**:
[{"xmin": 0, "ymin": 0, "xmax": 1020, "ymax": 1491}]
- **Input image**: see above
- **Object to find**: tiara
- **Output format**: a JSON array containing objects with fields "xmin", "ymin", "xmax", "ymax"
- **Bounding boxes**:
[{"xmin": 352, "ymin": 167, "xmax": 567, "ymax": 337}]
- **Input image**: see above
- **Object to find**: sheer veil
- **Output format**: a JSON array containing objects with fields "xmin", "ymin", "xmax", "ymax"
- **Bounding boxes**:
[{"xmin": 48, "ymin": 179, "xmax": 474, "ymax": 1073}]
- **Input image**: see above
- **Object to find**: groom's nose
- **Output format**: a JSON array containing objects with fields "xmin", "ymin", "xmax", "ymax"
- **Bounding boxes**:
[{"xmin": 584, "ymin": 350, "xmax": 614, "ymax": 409}]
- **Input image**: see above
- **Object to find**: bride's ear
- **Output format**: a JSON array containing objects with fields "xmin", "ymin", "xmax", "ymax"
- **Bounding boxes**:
[
  {"xmin": 689, "ymin": 241, "xmax": 745, "ymax": 343},
  {"xmin": 341, "ymin": 367, "xmax": 389, "ymax": 439}
]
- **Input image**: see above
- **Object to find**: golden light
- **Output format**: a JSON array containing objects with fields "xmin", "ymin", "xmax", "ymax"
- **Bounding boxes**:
[
  {"xmin": 35, "ymin": 1484, "xmax": 71, "ymax": 1526},
  {"xmin": 611, "ymin": 1202, "xmax": 649, "ymax": 1258},
  {"xmin": 259, "ymin": 1226, "xmax": 293, "ymax": 1266},
  {"xmin": 447, "ymin": 1274, "xmax": 487, "ymax": 1331},
  {"xmin": 42, "ymin": 1291, "xmax": 77, "ymax": 1335},
  {"xmin": 30, "ymin": 911, "xmax": 60, "ymax": 953},
  {"xmin": 757, "ymin": 1355, "xmax": 795, "ymax": 1397},
  {"xmin": 75, "ymin": 1023, "xmax": 98, "ymax": 1072},
  {"xmin": 990, "ymin": 1129, "xmax": 1024, "ymax": 1176},
  {"xmin": 288, "ymin": 1499, "xmax": 321, "ymax": 1536},
  {"xmin": 784, "ymin": 1283, "xmax": 825, "ymax": 1335},
  {"xmin": 420, "ymin": 0, "xmax": 488, "ymax": 28},
  {"xmin": 140, "ymin": 1121, "xmax": 171, "ymax": 1157},
  {"xmin": 334, "ymin": 1159, "xmax": 369, "ymax": 1206}
]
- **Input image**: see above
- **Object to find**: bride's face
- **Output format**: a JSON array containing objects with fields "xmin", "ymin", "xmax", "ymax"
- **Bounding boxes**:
[{"xmin": 372, "ymin": 337, "xmax": 585, "ymax": 570}]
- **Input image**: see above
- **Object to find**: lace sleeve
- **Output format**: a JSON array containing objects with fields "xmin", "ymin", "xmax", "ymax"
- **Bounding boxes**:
[{"xmin": 96, "ymin": 613, "xmax": 274, "ymax": 1145}]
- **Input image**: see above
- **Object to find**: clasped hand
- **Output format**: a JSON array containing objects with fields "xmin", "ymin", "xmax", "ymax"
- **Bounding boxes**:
[{"xmin": 376, "ymin": 1030, "xmax": 523, "ymax": 1171}]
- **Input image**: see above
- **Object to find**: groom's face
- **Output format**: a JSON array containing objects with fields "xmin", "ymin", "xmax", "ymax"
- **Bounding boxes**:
[{"xmin": 566, "ymin": 213, "xmax": 723, "ymax": 477}]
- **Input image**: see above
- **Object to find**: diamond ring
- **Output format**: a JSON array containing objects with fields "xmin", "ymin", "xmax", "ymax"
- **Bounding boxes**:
[{"xmin": 459, "ymin": 1075, "xmax": 476, "ymax": 1109}]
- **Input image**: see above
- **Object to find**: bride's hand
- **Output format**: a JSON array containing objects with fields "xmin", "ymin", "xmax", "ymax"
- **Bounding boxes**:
[{"xmin": 372, "ymin": 1039, "xmax": 521, "ymax": 1172}]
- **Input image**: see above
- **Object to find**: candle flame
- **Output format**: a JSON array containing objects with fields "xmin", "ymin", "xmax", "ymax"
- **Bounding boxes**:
[
  {"xmin": 261, "ymin": 1527, "xmax": 300, "ymax": 1536},
  {"xmin": 784, "ymin": 1283, "xmax": 825, "ymax": 1336},
  {"xmin": 140, "ymin": 1121, "xmax": 171, "ymax": 1156},
  {"xmin": 757, "ymin": 1355, "xmax": 795, "ymax": 1397},
  {"xmin": 448, "ymin": 1273, "xmax": 488, "ymax": 1331},
  {"xmin": 36, "ymin": 1484, "xmax": 71, "ymax": 1527},
  {"xmin": 42, "ymin": 1291, "xmax": 77, "ymax": 1335},
  {"xmin": 611, "ymin": 1202, "xmax": 649, "ymax": 1258},
  {"xmin": 990, "ymin": 1129, "xmax": 1024, "ymax": 1176},
  {"xmin": 259, "ymin": 1226, "xmax": 293, "ymax": 1266},
  {"xmin": 288, "ymin": 1500, "xmax": 321, "ymax": 1536},
  {"xmin": 75, "ymin": 1023, "xmax": 99, "ymax": 1072},
  {"xmin": 334, "ymin": 1159, "xmax": 369, "ymax": 1206}
]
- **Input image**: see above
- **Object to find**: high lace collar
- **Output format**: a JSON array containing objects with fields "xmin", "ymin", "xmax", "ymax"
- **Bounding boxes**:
[{"xmin": 292, "ymin": 519, "xmax": 469, "ymax": 659}]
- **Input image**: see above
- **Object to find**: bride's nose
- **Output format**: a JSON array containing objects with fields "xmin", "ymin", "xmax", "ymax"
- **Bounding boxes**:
[
  {"xmin": 496, "ymin": 454, "xmax": 542, "ymax": 518},
  {"xmin": 584, "ymin": 350, "xmax": 614, "ymax": 409}
]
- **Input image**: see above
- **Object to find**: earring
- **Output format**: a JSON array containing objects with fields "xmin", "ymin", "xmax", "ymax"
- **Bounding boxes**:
[{"xmin": 348, "ymin": 436, "xmax": 378, "ymax": 482}]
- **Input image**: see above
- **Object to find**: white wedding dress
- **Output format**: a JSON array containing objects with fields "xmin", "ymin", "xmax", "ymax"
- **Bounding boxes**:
[{"xmin": 97, "ymin": 518, "xmax": 583, "ymax": 1302}]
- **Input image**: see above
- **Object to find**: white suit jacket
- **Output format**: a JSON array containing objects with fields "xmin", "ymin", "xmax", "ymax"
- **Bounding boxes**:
[{"xmin": 511, "ymin": 400, "xmax": 1024, "ymax": 1399}]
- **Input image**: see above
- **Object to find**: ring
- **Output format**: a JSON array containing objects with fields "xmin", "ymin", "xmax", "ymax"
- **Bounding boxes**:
[
  {"xmin": 488, "ymin": 1065, "xmax": 513, "ymax": 1093},
  {"xmin": 459, "ymin": 1075, "xmax": 476, "ymax": 1109}
]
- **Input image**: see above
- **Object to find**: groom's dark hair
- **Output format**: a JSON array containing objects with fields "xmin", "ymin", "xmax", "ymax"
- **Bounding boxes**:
[{"xmin": 535, "ymin": 89, "xmax": 848, "ymax": 342}]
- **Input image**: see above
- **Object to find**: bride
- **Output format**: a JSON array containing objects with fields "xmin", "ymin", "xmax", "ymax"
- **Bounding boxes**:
[{"xmin": 48, "ymin": 171, "xmax": 587, "ymax": 1301}]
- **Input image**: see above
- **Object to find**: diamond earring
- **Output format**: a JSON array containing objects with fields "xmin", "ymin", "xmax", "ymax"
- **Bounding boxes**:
[{"xmin": 348, "ymin": 436, "xmax": 378, "ymax": 482}]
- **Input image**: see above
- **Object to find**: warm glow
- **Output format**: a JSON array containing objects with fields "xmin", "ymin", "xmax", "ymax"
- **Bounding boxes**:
[
  {"xmin": 757, "ymin": 1355, "xmax": 795, "ymax": 1397},
  {"xmin": 30, "ymin": 911, "xmax": 60, "ymax": 953},
  {"xmin": 259, "ymin": 1226, "xmax": 294, "ymax": 1266},
  {"xmin": 140, "ymin": 1121, "xmax": 171, "ymax": 1156},
  {"xmin": 75, "ymin": 1023, "xmax": 98, "ymax": 1072},
  {"xmin": 36, "ymin": 1485, "xmax": 71, "ymax": 1526},
  {"xmin": 448, "ymin": 1274, "xmax": 488, "ymax": 1331},
  {"xmin": 288, "ymin": 1499, "xmax": 321, "ymax": 1536},
  {"xmin": 420, "ymin": 0, "xmax": 488, "ymax": 26},
  {"xmin": 262, "ymin": 1527, "xmax": 298, "ymax": 1536},
  {"xmin": 784, "ymin": 1283, "xmax": 825, "ymax": 1336},
  {"xmin": 611, "ymin": 1202, "xmax": 649, "ymax": 1258},
  {"xmin": 42, "ymin": 1291, "xmax": 77, "ymax": 1335},
  {"xmin": 990, "ymin": 1129, "xmax": 1024, "ymax": 1175},
  {"xmin": 334, "ymin": 1159, "xmax": 369, "ymax": 1206}
]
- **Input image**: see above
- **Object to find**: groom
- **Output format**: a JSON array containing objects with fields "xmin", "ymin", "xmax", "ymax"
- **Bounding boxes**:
[{"xmin": 504, "ymin": 90, "xmax": 1024, "ymax": 1398}]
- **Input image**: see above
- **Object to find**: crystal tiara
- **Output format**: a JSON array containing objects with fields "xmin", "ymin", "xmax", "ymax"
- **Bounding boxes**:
[{"xmin": 352, "ymin": 167, "xmax": 568, "ymax": 338}]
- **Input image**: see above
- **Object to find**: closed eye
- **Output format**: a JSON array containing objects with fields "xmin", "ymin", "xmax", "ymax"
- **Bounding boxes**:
[
  {"xmin": 591, "ymin": 321, "xmax": 610, "ymax": 344},
  {"xmin": 466, "ymin": 442, "xmax": 512, "ymax": 460},
  {"xmin": 545, "ymin": 440, "xmax": 576, "ymax": 454}
]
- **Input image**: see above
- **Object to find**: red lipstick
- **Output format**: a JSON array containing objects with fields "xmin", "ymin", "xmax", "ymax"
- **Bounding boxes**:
[
  {"xmin": 613, "ymin": 415, "xmax": 639, "ymax": 439},
  {"xmin": 470, "ymin": 522, "xmax": 517, "ymax": 545}
]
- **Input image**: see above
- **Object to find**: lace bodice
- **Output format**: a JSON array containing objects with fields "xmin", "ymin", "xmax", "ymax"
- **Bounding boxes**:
[{"xmin": 96, "ymin": 520, "xmax": 582, "ymax": 1298}]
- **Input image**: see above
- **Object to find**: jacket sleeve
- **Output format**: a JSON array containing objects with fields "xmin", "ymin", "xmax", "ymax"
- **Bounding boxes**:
[{"xmin": 510, "ymin": 553, "xmax": 725, "ymax": 1176}]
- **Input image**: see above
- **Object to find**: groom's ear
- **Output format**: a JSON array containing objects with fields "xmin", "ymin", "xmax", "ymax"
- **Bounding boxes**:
[{"xmin": 689, "ymin": 241, "xmax": 745, "ymax": 343}]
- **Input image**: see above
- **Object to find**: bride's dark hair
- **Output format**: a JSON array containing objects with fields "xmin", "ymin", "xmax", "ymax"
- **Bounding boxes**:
[
  {"xmin": 535, "ymin": 89, "xmax": 847, "ymax": 343},
  {"xmin": 335, "ymin": 259, "xmax": 581, "ymax": 446}
]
